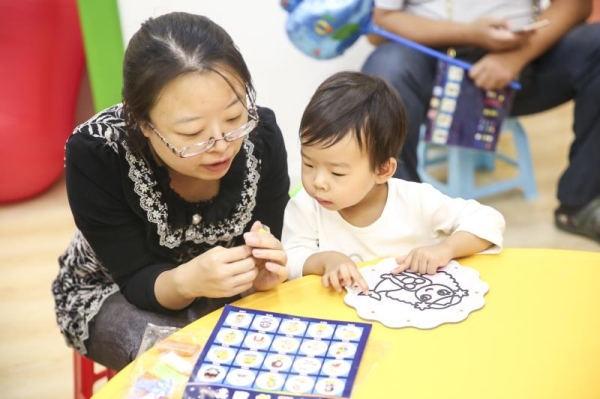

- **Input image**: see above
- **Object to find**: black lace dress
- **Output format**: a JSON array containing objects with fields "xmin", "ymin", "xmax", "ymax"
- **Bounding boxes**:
[{"xmin": 52, "ymin": 104, "xmax": 290, "ymax": 354}]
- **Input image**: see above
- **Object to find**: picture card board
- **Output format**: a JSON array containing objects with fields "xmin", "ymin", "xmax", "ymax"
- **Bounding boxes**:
[{"xmin": 184, "ymin": 305, "xmax": 372, "ymax": 399}]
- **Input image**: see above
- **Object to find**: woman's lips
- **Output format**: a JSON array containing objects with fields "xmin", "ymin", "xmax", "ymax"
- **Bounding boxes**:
[{"xmin": 204, "ymin": 158, "xmax": 232, "ymax": 172}]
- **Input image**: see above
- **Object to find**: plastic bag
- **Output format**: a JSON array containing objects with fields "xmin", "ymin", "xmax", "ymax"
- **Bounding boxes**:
[{"xmin": 123, "ymin": 323, "xmax": 212, "ymax": 399}]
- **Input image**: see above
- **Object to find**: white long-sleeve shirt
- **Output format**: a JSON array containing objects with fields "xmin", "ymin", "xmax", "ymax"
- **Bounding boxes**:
[{"xmin": 282, "ymin": 179, "xmax": 505, "ymax": 280}]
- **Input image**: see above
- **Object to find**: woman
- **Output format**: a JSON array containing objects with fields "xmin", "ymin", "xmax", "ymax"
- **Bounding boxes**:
[{"xmin": 52, "ymin": 12, "xmax": 290, "ymax": 370}]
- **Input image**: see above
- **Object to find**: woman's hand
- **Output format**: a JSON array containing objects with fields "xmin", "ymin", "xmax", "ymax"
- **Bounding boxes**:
[
  {"xmin": 243, "ymin": 221, "xmax": 289, "ymax": 291},
  {"xmin": 177, "ymin": 245, "xmax": 258, "ymax": 298}
]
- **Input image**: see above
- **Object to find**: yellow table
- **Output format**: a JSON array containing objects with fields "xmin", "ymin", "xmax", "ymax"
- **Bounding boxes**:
[{"xmin": 93, "ymin": 248, "xmax": 600, "ymax": 399}]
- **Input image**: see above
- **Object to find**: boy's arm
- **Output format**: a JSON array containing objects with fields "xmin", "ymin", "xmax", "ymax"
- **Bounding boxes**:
[
  {"xmin": 437, "ymin": 231, "xmax": 493, "ymax": 259},
  {"xmin": 394, "ymin": 231, "xmax": 494, "ymax": 275},
  {"xmin": 421, "ymin": 183, "xmax": 505, "ymax": 253},
  {"xmin": 302, "ymin": 251, "xmax": 349, "ymax": 276},
  {"xmin": 281, "ymin": 190, "xmax": 320, "ymax": 280}
]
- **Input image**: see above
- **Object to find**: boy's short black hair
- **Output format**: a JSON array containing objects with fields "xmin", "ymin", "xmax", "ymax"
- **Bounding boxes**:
[{"xmin": 299, "ymin": 71, "xmax": 407, "ymax": 171}]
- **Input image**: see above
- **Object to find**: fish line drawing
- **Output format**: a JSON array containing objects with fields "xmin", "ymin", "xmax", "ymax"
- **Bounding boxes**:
[{"xmin": 362, "ymin": 271, "xmax": 469, "ymax": 310}]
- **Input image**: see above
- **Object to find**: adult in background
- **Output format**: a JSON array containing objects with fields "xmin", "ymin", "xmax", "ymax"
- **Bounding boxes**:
[{"xmin": 362, "ymin": 0, "xmax": 600, "ymax": 244}]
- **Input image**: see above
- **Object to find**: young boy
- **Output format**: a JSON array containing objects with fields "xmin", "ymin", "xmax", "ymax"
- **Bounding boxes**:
[{"xmin": 282, "ymin": 71, "xmax": 505, "ymax": 294}]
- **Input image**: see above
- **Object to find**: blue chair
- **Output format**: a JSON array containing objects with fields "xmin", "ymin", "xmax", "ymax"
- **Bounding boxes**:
[{"xmin": 417, "ymin": 118, "xmax": 538, "ymax": 200}]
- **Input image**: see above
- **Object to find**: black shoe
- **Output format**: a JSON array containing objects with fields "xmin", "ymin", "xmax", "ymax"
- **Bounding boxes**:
[{"xmin": 555, "ymin": 197, "xmax": 600, "ymax": 244}]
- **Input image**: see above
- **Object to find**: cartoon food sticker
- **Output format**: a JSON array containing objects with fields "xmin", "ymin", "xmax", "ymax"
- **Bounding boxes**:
[
  {"xmin": 225, "ymin": 368, "xmax": 256, "ymax": 387},
  {"xmin": 252, "ymin": 316, "xmax": 279, "ymax": 332},
  {"xmin": 272, "ymin": 336, "xmax": 300, "ymax": 353},
  {"xmin": 436, "ymin": 113, "xmax": 453, "ymax": 129},
  {"xmin": 322, "ymin": 359, "xmax": 351, "ymax": 376},
  {"xmin": 207, "ymin": 346, "xmax": 235, "ymax": 364},
  {"xmin": 299, "ymin": 339, "xmax": 328, "ymax": 356},
  {"xmin": 280, "ymin": 319, "xmax": 306, "ymax": 336},
  {"xmin": 292, "ymin": 357, "xmax": 322, "ymax": 374},
  {"xmin": 235, "ymin": 350, "xmax": 264, "ymax": 368},
  {"xmin": 432, "ymin": 128, "xmax": 449, "ymax": 144},
  {"xmin": 440, "ymin": 98, "xmax": 456, "ymax": 113},
  {"xmin": 264, "ymin": 354, "xmax": 292, "ymax": 371},
  {"xmin": 328, "ymin": 342, "xmax": 357, "ymax": 358},
  {"xmin": 285, "ymin": 375, "xmax": 315, "ymax": 393},
  {"xmin": 196, "ymin": 365, "xmax": 226, "ymax": 383},
  {"xmin": 447, "ymin": 65, "xmax": 464, "ymax": 81},
  {"xmin": 334, "ymin": 325, "xmax": 362, "ymax": 341},
  {"xmin": 244, "ymin": 332, "xmax": 271, "ymax": 350},
  {"xmin": 444, "ymin": 82, "xmax": 461, "ymax": 97},
  {"xmin": 216, "ymin": 328, "xmax": 244, "ymax": 346},
  {"xmin": 307, "ymin": 322, "xmax": 334, "ymax": 339},
  {"xmin": 255, "ymin": 372, "xmax": 285, "ymax": 390},
  {"xmin": 226, "ymin": 312, "xmax": 252, "ymax": 328},
  {"xmin": 315, "ymin": 377, "xmax": 345, "ymax": 396}
]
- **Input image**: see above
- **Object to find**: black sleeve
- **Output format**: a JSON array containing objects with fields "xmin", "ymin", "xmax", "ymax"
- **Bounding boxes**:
[
  {"xmin": 252, "ymin": 107, "xmax": 291, "ymax": 239},
  {"xmin": 65, "ymin": 131, "xmax": 175, "ymax": 313}
]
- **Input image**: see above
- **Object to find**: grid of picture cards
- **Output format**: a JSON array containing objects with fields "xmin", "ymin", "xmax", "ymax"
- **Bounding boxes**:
[{"xmin": 183, "ymin": 305, "xmax": 372, "ymax": 399}]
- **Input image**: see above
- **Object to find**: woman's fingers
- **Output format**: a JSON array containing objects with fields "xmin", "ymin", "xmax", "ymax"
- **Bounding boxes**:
[
  {"xmin": 265, "ymin": 262, "xmax": 289, "ymax": 280},
  {"xmin": 229, "ymin": 264, "xmax": 258, "ymax": 289},
  {"xmin": 251, "ymin": 248, "xmax": 287, "ymax": 266}
]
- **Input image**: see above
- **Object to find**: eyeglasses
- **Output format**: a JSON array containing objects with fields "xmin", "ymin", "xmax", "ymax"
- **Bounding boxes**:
[{"xmin": 146, "ymin": 105, "xmax": 259, "ymax": 158}]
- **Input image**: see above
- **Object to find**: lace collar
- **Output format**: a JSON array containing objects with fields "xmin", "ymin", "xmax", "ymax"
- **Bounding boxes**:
[
  {"xmin": 77, "ymin": 104, "xmax": 260, "ymax": 249},
  {"xmin": 123, "ymin": 139, "xmax": 259, "ymax": 248}
]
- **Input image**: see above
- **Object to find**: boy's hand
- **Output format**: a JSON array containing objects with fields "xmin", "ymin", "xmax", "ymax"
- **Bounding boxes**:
[
  {"xmin": 393, "ymin": 243, "xmax": 453, "ymax": 275},
  {"xmin": 322, "ymin": 255, "xmax": 369, "ymax": 295}
]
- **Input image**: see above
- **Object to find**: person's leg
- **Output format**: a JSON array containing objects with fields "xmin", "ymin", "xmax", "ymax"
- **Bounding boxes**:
[
  {"xmin": 510, "ymin": 23, "xmax": 600, "ymax": 242},
  {"xmin": 361, "ymin": 42, "xmax": 437, "ymax": 182},
  {"xmin": 84, "ymin": 292, "xmax": 234, "ymax": 370},
  {"xmin": 511, "ymin": 23, "xmax": 600, "ymax": 208}
]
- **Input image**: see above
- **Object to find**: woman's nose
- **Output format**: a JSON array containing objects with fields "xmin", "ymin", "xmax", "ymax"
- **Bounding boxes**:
[
  {"xmin": 207, "ymin": 124, "xmax": 229, "ymax": 152},
  {"xmin": 211, "ymin": 135, "xmax": 229, "ymax": 151}
]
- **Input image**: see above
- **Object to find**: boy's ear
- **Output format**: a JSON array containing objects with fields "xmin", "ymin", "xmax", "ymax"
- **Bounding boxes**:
[{"xmin": 375, "ymin": 158, "xmax": 397, "ymax": 183}]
